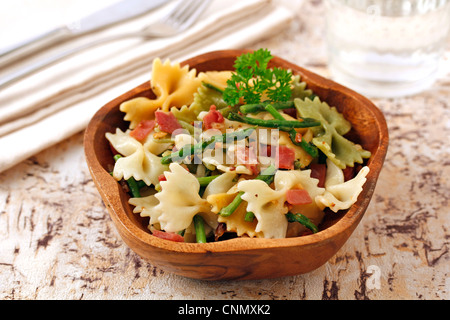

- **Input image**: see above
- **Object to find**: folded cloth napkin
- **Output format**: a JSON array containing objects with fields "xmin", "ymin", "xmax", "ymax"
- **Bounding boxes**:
[{"xmin": 0, "ymin": 0, "xmax": 294, "ymax": 173}]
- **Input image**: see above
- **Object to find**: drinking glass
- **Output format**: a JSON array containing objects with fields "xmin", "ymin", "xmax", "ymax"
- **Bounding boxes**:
[{"xmin": 325, "ymin": 0, "xmax": 450, "ymax": 98}]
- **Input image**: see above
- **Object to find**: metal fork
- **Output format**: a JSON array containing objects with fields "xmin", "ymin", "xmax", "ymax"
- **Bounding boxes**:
[{"xmin": 0, "ymin": 0, "xmax": 211, "ymax": 90}]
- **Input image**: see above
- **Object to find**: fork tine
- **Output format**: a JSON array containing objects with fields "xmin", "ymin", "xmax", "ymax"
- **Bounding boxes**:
[
  {"xmin": 171, "ymin": 0, "xmax": 195, "ymax": 16},
  {"xmin": 163, "ymin": 0, "xmax": 195, "ymax": 24},
  {"xmin": 171, "ymin": 0, "xmax": 200, "ymax": 22},
  {"xmin": 170, "ymin": 0, "xmax": 210, "ymax": 28},
  {"xmin": 179, "ymin": 0, "xmax": 211, "ymax": 29}
]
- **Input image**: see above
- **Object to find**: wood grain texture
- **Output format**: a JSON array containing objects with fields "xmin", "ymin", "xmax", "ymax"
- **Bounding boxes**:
[{"xmin": 0, "ymin": 0, "xmax": 448, "ymax": 299}]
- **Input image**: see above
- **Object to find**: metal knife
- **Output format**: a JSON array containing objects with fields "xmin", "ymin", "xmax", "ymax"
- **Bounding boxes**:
[{"xmin": 0, "ymin": 0, "xmax": 169, "ymax": 64}]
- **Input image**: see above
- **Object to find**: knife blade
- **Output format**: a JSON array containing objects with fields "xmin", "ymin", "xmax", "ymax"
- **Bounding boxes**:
[{"xmin": 0, "ymin": 0, "xmax": 169, "ymax": 64}]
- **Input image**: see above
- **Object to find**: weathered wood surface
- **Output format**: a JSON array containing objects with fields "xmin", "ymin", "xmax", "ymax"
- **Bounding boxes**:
[{"xmin": 0, "ymin": 0, "xmax": 448, "ymax": 299}]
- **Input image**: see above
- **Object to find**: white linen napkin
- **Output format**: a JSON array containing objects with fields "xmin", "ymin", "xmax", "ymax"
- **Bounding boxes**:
[{"xmin": 0, "ymin": 0, "xmax": 294, "ymax": 173}]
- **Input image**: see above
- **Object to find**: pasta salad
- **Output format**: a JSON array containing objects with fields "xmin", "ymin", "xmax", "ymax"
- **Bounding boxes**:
[{"xmin": 106, "ymin": 49, "xmax": 371, "ymax": 243}]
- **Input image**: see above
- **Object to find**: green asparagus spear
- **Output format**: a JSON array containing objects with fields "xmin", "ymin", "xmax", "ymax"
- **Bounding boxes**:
[
  {"xmin": 227, "ymin": 112, "xmax": 320, "ymax": 129},
  {"xmin": 286, "ymin": 212, "xmax": 319, "ymax": 233},
  {"xmin": 160, "ymin": 127, "xmax": 256, "ymax": 165},
  {"xmin": 288, "ymin": 130, "xmax": 319, "ymax": 158},
  {"xmin": 202, "ymin": 82, "xmax": 224, "ymax": 94},
  {"xmin": 196, "ymin": 175, "xmax": 220, "ymax": 187},
  {"xmin": 193, "ymin": 215, "xmax": 207, "ymax": 243},
  {"xmin": 239, "ymin": 101, "xmax": 294, "ymax": 114},
  {"xmin": 264, "ymin": 103, "xmax": 286, "ymax": 120},
  {"xmin": 219, "ymin": 191, "xmax": 245, "ymax": 218},
  {"xmin": 244, "ymin": 212, "xmax": 255, "ymax": 222},
  {"xmin": 264, "ymin": 104, "xmax": 319, "ymax": 158},
  {"xmin": 219, "ymin": 165, "xmax": 277, "ymax": 217}
]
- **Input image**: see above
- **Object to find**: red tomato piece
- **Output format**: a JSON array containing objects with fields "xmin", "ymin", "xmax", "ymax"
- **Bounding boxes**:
[
  {"xmin": 286, "ymin": 189, "xmax": 313, "ymax": 205},
  {"xmin": 203, "ymin": 105, "xmax": 224, "ymax": 130},
  {"xmin": 158, "ymin": 174, "xmax": 167, "ymax": 182},
  {"xmin": 276, "ymin": 145, "xmax": 296, "ymax": 170},
  {"xmin": 130, "ymin": 120, "xmax": 155, "ymax": 142},
  {"xmin": 155, "ymin": 110, "xmax": 182, "ymax": 134},
  {"xmin": 309, "ymin": 163, "xmax": 326, "ymax": 188},
  {"xmin": 151, "ymin": 229, "xmax": 184, "ymax": 242}
]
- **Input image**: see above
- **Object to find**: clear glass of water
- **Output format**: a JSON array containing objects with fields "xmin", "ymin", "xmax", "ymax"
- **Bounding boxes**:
[{"xmin": 325, "ymin": 0, "xmax": 450, "ymax": 98}]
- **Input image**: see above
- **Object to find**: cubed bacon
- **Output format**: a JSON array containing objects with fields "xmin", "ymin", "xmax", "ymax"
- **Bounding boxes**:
[
  {"xmin": 259, "ymin": 144, "xmax": 272, "ymax": 157},
  {"xmin": 236, "ymin": 146, "xmax": 259, "ymax": 175},
  {"xmin": 155, "ymin": 110, "xmax": 182, "ymax": 134},
  {"xmin": 151, "ymin": 229, "xmax": 184, "ymax": 242},
  {"xmin": 129, "ymin": 120, "xmax": 155, "ymax": 142},
  {"xmin": 236, "ymin": 146, "xmax": 258, "ymax": 165},
  {"xmin": 286, "ymin": 189, "xmax": 313, "ymax": 205},
  {"xmin": 276, "ymin": 145, "xmax": 296, "ymax": 170},
  {"xmin": 203, "ymin": 105, "xmax": 224, "ymax": 130}
]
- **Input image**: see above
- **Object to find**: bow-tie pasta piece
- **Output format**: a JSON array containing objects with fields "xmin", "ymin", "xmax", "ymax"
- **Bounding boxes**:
[
  {"xmin": 120, "ymin": 58, "xmax": 202, "ymax": 128},
  {"xmin": 199, "ymin": 71, "xmax": 233, "ymax": 91},
  {"xmin": 105, "ymin": 128, "xmax": 168, "ymax": 186},
  {"xmin": 155, "ymin": 163, "xmax": 211, "ymax": 233},
  {"xmin": 316, "ymin": 159, "xmax": 370, "ymax": 212},
  {"xmin": 170, "ymin": 79, "xmax": 229, "ymax": 124},
  {"xmin": 200, "ymin": 171, "xmax": 237, "ymax": 230},
  {"xmin": 129, "ymin": 194, "xmax": 161, "ymax": 227},
  {"xmin": 237, "ymin": 169, "xmax": 325, "ymax": 239},
  {"xmin": 291, "ymin": 75, "xmax": 314, "ymax": 100},
  {"xmin": 295, "ymin": 97, "xmax": 371, "ymax": 169},
  {"xmin": 206, "ymin": 174, "xmax": 262, "ymax": 238},
  {"xmin": 277, "ymin": 170, "xmax": 326, "ymax": 236},
  {"xmin": 215, "ymin": 193, "xmax": 262, "ymax": 238},
  {"xmin": 144, "ymin": 132, "xmax": 174, "ymax": 156},
  {"xmin": 202, "ymin": 171, "xmax": 237, "ymax": 198},
  {"xmin": 130, "ymin": 163, "xmax": 214, "ymax": 234}
]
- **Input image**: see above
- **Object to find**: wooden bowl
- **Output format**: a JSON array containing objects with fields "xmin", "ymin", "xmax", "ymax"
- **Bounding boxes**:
[{"xmin": 84, "ymin": 50, "xmax": 388, "ymax": 281}]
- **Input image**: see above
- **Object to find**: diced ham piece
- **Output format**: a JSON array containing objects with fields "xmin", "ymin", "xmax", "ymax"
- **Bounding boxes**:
[
  {"xmin": 286, "ymin": 189, "xmax": 313, "ymax": 205},
  {"xmin": 203, "ymin": 105, "xmax": 224, "ymax": 130},
  {"xmin": 276, "ymin": 145, "xmax": 296, "ymax": 170},
  {"xmin": 309, "ymin": 163, "xmax": 326, "ymax": 188},
  {"xmin": 236, "ymin": 146, "xmax": 259, "ymax": 175},
  {"xmin": 155, "ymin": 110, "xmax": 182, "ymax": 134},
  {"xmin": 151, "ymin": 229, "xmax": 184, "ymax": 242},
  {"xmin": 259, "ymin": 144, "xmax": 272, "ymax": 157},
  {"xmin": 130, "ymin": 120, "xmax": 155, "ymax": 142}
]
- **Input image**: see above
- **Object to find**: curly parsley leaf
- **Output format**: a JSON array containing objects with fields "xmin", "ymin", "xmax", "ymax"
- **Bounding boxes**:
[{"xmin": 223, "ymin": 49, "xmax": 293, "ymax": 106}]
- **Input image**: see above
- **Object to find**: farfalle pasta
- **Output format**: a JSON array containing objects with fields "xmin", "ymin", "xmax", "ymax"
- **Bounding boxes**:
[
  {"xmin": 106, "ymin": 128, "xmax": 168, "ymax": 186},
  {"xmin": 295, "ymin": 97, "xmax": 371, "ymax": 169},
  {"xmin": 106, "ymin": 49, "xmax": 372, "ymax": 243},
  {"xmin": 120, "ymin": 58, "xmax": 202, "ymax": 128}
]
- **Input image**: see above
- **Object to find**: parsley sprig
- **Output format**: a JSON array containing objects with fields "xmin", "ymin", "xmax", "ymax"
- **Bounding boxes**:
[{"xmin": 223, "ymin": 49, "xmax": 293, "ymax": 106}]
